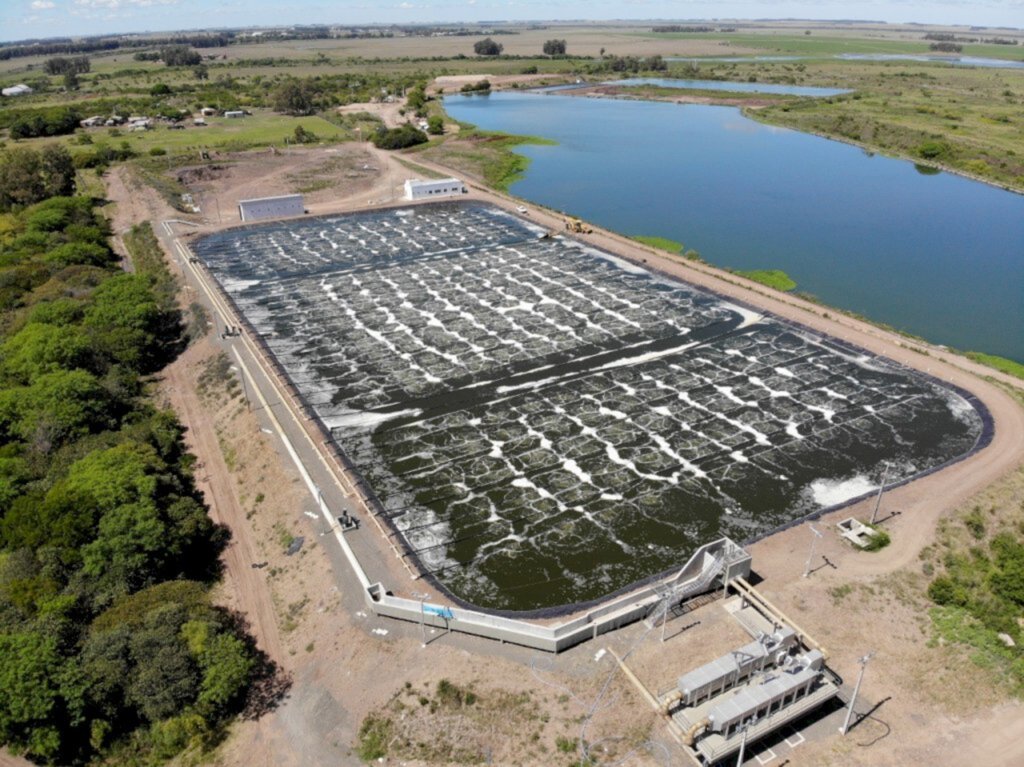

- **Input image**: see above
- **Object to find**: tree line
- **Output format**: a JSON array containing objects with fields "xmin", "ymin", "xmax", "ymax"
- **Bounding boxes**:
[
  {"xmin": 0, "ymin": 161, "xmax": 268, "ymax": 764},
  {"xmin": 0, "ymin": 33, "xmax": 229, "ymax": 62}
]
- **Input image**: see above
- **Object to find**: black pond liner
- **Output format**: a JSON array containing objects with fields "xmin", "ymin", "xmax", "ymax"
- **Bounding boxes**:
[{"xmin": 191, "ymin": 199, "xmax": 993, "ymax": 621}]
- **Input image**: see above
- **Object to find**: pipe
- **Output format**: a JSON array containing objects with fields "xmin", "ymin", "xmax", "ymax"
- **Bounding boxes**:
[
  {"xmin": 662, "ymin": 690, "xmax": 683, "ymax": 714},
  {"xmin": 683, "ymin": 718, "xmax": 710, "ymax": 746}
]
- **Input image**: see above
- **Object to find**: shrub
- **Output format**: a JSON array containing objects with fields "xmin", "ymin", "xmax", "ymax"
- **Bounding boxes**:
[
  {"xmin": 918, "ymin": 140, "xmax": 950, "ymax": 160},
  {"xmin": 371, "ymin": 124, "xmax": 428, "ymax": 150},
  {"xmin": 356, "ymin": 714, "xmax": 393, "ymax": 761},
  {"xmin": 863, "ymin": 527, "xmax": 891, "ymax": 552}
]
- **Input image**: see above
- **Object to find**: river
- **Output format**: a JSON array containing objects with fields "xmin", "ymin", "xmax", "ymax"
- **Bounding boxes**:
[{"xmin": 444, "ymin": 91, "xmax": 1024, "ymax": 363}]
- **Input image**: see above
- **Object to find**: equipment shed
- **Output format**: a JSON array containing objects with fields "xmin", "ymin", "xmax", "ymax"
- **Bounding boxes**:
[
  {"xmin": 238, "ymin": 194, "xmax": 304, "ymax": 222},
  {"xmin": 404, "ymin": 177, "xmax": 466, "ymax": 201}
]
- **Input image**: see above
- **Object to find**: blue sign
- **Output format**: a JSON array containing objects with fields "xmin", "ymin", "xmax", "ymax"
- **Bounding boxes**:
[{"xmin": 423, "ymin": 604, "xmax": 454, "ymax": 620}]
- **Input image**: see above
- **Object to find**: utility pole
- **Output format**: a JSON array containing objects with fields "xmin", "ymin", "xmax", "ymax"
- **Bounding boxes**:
[
  {"xmin": 802, "ymin": 523, "xmax": 823, "ymax": 578},
  {"xmin": 413, "ymin": 591, "xmax": 429, "ymax": 647},
  {"xmin": 736, "ymin": 715, "xmax": 758, "ymax": 766},
  {"xmin": 869, "ymin": 462, "xmax": 890, "ymax": 525},
  {"xmin": 840, "ymin": 652, "xmax": 875, "ymax": 735}
]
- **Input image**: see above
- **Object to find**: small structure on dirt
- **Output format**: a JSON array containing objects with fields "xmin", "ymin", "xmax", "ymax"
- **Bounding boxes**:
[
  {"xmin": 238, "ymin": 193, "xmax": 305, "ymax": 222},
  {"xmin": 837, "ymin": 518, "xmax": 879, "ymax": 548},
  {"xmin": 404, "ymin": 177, "xmax": 466, "ymax": 201}
]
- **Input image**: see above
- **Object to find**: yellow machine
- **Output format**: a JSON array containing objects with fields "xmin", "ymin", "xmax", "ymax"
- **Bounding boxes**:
[{"xmin": 564, "ymin": 217, "xmax": 592, "ymax": 234}]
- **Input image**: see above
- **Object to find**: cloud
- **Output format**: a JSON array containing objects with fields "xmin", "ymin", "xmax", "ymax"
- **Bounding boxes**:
[
  {"xmin": 30, "ymin": 0, "xmax": 56, "ymax": 8},
  {"xmin": 72, "ymin": 0, "xmax": 178, "ymax": 8}
]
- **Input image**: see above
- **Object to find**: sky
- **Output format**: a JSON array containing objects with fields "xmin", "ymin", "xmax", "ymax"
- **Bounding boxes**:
[{"xmin": 1, "ymin": 1, "xmax": 1021, "ymax": 43}]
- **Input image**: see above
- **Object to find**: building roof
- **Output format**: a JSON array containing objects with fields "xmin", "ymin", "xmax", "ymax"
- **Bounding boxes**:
[{"xmin": 238, "ymin": 194, "xmax": 303, "ymax": 205}]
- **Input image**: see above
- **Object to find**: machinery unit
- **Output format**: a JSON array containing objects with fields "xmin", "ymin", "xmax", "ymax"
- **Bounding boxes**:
[
  {"xmin": 675, "ymin": 627, "xmax": 797, "ymax": 709},
  {"xmin": 705, "ymin": 650, "xmax": 825, "ymax": 740},
  {"xmin": 564, "ymin": 217, "xmax": 593, "ymax": 233}
]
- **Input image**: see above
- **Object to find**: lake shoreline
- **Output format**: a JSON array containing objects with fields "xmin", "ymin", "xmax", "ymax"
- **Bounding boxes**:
[{"xmin": 557, "ymin": 84, "xmax": 1024, "ymax": 197}]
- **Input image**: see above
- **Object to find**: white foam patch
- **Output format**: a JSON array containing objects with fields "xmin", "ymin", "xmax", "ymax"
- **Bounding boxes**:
[
  {"xmin": 945, "ymin": 392, "xmax": 979, "ymax": 426},
  {"xmin": 563, "ymin": 459, "xmax": 593, "ymax": 484},
  {"xmin": 724, "ymin": 302, "xmax": 763, "ymax": 329},
  {"xmin": 809, "ymin": 475, "xmax": 877, "ymax": 507},
  {"xmin": 322, "ymin": 408, "xmax": 423, "ymax": 430},
  {"xmin": 580, "ymin": 244, "xmax": 651, "ymax": 276}
]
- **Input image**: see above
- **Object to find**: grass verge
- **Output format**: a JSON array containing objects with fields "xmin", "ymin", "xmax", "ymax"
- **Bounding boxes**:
[
  {"xmin": 735, "ymin": 268, "xmax": 797, "ymax": 291},
  {"xmin": 416, "ymin": 127, "xmax": 556, "ymax": 192},
  {"xmin": 965, "ymin": 351, "xmax": 1024, "ymax": 381},
  {"xmin": 631, "ymin": 235, "xmax": 683, "ymax": 253}
]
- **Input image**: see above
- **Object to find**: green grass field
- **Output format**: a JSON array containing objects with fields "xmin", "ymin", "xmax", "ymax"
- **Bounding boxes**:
[
  {"xmin": 640, "ymin": 31, "xmax": 1024, "ymax": 61},
  {"xmin": 965, "ymin": 352, "xmax": 1024, "ymax": 381},
  {"xmin": 631, "ymin": 235, "xmax": 683, "ymax": 253},
  {"xmin": 734, "ymin": 269, "xmax": 798, "ymax": 291},
  {"xmin": 416, "ymin": 129, "xmax": 556, "ymax": 191},
  {"xmin": 36, "ymin": 111, "xmax": 346, "ymax": 158}
]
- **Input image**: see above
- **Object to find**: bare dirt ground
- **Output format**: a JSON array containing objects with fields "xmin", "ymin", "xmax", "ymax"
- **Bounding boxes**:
[
  {"xmin": 173, "ymin": 144, "xmax": 393, "ymax": 222},
  {"xmin": 431, "ymin": 73, "xmax": 572, "ymax": 94},
  {"xmin": 336, "ymin": 101, "xmax": 407, "ymax": 129},
  {"xmin": 199, "ymin": 26, "xmax": 760, "ymax": 62},
  {"xmin": 103, "ymin": 133, "xmax": 1024, "ymax": 767}
]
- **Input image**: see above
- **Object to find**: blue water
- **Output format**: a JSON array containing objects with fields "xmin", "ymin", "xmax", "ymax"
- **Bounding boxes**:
[
  {"xmin": 838, "ymin": 53, "xmax": 1024, "ymax": 69},
  {"xmin": 667, "ymin": 54, "xmax": 1024, "ymax": 70},
  {"xmin": 445, "ymin": 92, "xmax": 1024, "ymax": 363},
  {"xmin": 610, "ymin": 77, "xmax": 849, "ymax": 96}
]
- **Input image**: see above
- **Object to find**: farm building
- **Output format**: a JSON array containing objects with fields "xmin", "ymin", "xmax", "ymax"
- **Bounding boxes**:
[
  {"xmin": 404, "ymin": 178, "xmax": 467, "ymax": 201},
  {"xmin": 237, "ymin": 194, "xmax": 305, "ymax": 222}
]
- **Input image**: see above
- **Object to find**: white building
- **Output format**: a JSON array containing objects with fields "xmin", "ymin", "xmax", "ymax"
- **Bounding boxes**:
[
  {"xmin": 2, "ymin": 84, "xmax": 33, "ymax": 97},
  {"xmin": 238, "ymin": 194, "xmax": 304, "ymax": 222},
  {"xmin": 403, "ymin": 178, "xmax": 467, "ymax": 201}
]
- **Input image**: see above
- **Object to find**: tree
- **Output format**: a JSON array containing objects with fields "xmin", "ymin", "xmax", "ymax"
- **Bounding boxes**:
[
  {"xmin": 0, "ymin": 369, "xmax": 112, "ymax": 448},
  {"xmin": 272, "ymin": 80, "xmax": 314, "ymax": 116},
  {"xmin": 160, "ymin": 46, "xmax": 202, "ymax": 67},
  {"xmin": 0, "ymin": 148, "xmax": 45, "ymax": 211},
  {"xmin": 1, "ymin": 323, "xmax": 92, "ymax": 383},
  {"xmin": 0, "ymin": 632, "xmax": 67, "ymax": 761},
  {"xmin": 543, "ymin": 39, "xmax": 567, "ymax": 55},
  {"xmin": 43, "ymin": 56, "xmax": 89, "ymax": 76},
  {"xmin": 84, "ymin": 273, "xmax": 178, "ymax": 371},
  {"xmin": 193, "ymin": 64, "xmax": 209, "ymax": 81},
  {"xmin": 427, "ymin": 115, "xmax": 444, "ymax": 135},
  {"xmin": 150, "ymin": 83, "xmax": 171, "ymax": 96},
  {"xmin": 473, "ymin": 37, "xmax": 503, "ymax": 56},
  {"xmin": 62, "ymin": 71, "xmax": 79, "ymax": 91},
  {"xmin": 406, "ymin": 87, "xmax": 426, "ymax": 111},
  {"xmin": 39, "ymin": 145, "xmax": 76, "ymax": 200},
  {"xmin": 127, "ymin": 607, "xmax": 199, "ymax": 722}
]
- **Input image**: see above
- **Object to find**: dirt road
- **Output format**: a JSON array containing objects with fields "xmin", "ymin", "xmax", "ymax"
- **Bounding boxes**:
[{"xmin": 160, "ymin": 340, "xmax": 285, "ymax": 663}]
